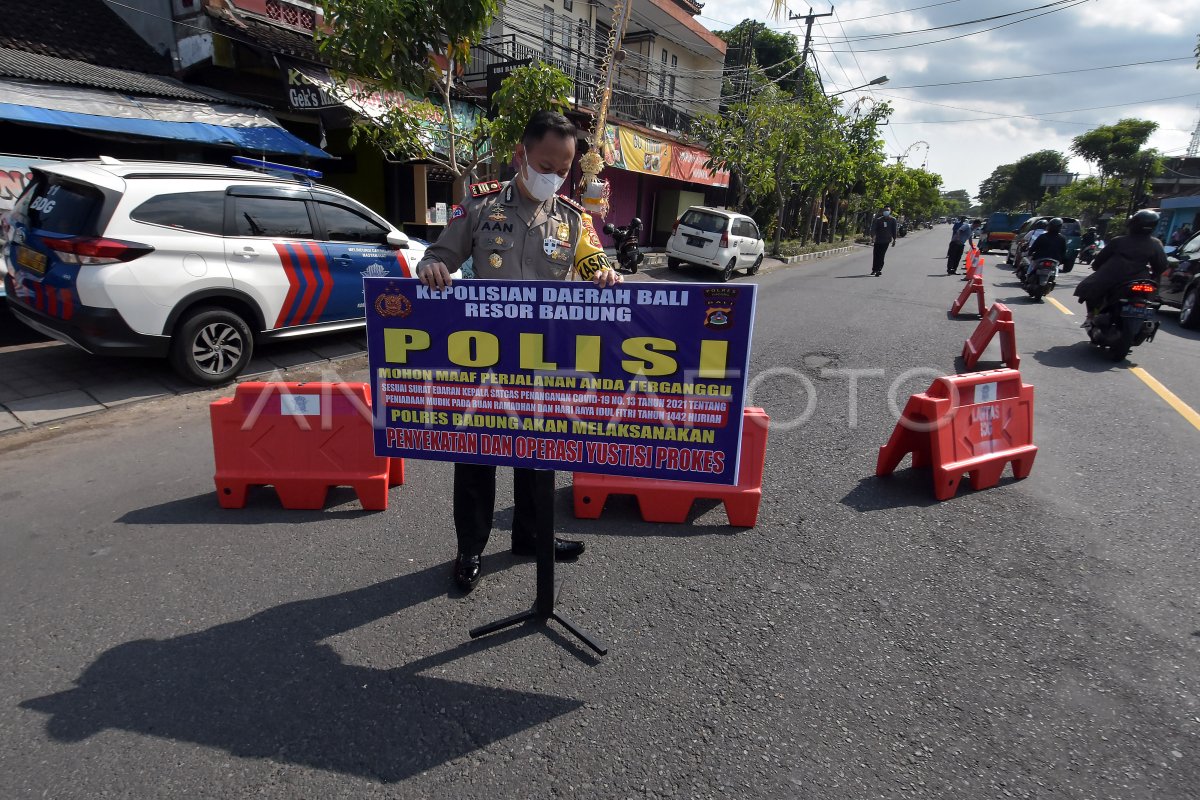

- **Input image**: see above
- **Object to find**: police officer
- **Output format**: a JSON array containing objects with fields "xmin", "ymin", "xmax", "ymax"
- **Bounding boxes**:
[{"xmin": 416, "ymin": 111, "xmax": 622, "ymax": 592}]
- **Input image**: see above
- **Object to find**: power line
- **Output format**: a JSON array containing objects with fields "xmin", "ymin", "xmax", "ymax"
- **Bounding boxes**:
[
  {"xmin": 772, "ymin": 0, "xmax": 967, "ymax": 29},
  {"xmin": 879, "ymin": 56, "xmax": 1198, "ymax": 89},
  {"xmin": 811, "ymin": 0, "xmax": 1088, "ymax": 53},
  {"xmin": 811, "ymin": 0, "xmax": 1078, "ymax": 44}
]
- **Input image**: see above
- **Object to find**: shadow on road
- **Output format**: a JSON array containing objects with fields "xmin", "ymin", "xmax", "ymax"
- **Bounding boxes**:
[
  {"xmin": 833, "ymin": 274, "xmax": 876, "ymax": 280},
  {"xmin": 20, "ymin": 560, "xmax": 583, "ymax": 783},
  {"xmin": 119, "ymin": 487, "xmax": 384, "ymax": 524},
  {"xmin": 839, "ymin": 473, "xmax": 942, "ymax": 511},
  {"xmin": 1030, "ymin": 342, "xmax": 1122, "ymax": 373}
]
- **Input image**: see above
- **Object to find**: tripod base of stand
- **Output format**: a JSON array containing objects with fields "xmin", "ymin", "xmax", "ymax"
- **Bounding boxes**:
[{"xmin": 470, "ymin": 607, "xmax": 608, "ymax": 656}]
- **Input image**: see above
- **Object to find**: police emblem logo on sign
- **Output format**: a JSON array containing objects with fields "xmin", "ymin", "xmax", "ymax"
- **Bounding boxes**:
[
  {"xmin": 704, "ymin": 307, "xmax": 732, "ymax": 329},
  {"xmin": 374, "ymin": 286, "xmax": 412, "ymax": 318}
]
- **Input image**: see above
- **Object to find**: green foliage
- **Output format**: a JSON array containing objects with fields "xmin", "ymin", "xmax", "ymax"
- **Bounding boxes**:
[
  {"xmin": 488, "ymin": 62, "xmax": 573, "ymax": 164},
  {"xmin": 1037, "ymin": 176, "xmax": 1127, "ymax": 222},
  {"xmin": 940, "ymin": 189, "xmax": 972, "ymax": 217},
  {"xmin": 318, "ymin": 0, "xmax": 499, "ymax": 94},
  {"xmin": 693, "ymin": 87, "xmax": 895, "ymax": 253},
  {"xmin": 978, "ymin": 151, "xmax": 1067, "ymax": 213},
  {"xmin": 1070, "ymin": 119, "xmax": 1159, "ymax": 178},
  {"xmin": 717, "ymin": 20, "xmax": 803, "ymax": 95}
]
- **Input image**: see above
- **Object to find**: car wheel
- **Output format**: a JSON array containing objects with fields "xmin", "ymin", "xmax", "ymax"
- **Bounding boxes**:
[
  {"xmin": 721, "ymin": 258, "xmax": 736, "ymax": 282},
  {"xmin": 667, "ymin": 257, "xmax": 681, "ymax": 270},
  {"xmin": 748, "ymin": 254, "xmax": 763, "ymax": 275},
  {"xmin": 1181, "ymin": 288, "xmax": 1200, "ymax": 330},
  {"xmin": 170, "ymin": 306, "xmax": 254, "ymax": 386}
]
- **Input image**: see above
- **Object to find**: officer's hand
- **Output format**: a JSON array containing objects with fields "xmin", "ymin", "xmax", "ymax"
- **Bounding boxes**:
[
  {"xmin": 417, "ymin": 261, "xmax": 453, "ymax": 290},
  {"xmin": 592, "ymin": 267, "xmax": 623, "ymax": 287}
]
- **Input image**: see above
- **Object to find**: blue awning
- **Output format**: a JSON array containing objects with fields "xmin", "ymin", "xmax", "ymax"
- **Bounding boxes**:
[{"xmin": 0, "ymin": 101, "xmax": 330, "ymax": 159}]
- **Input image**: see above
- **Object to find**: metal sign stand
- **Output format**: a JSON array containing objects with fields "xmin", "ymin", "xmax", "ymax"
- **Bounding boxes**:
[{"xmin": 468, "ymin": 525, "xmax": 607, "ymax": 656}]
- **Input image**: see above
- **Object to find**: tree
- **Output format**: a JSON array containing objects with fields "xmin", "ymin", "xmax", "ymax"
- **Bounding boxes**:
[
  {"xmin": 717, "ymin": 20, "xmax": 803, "ymax": 96},
  {"xmin": 1037, "ymin": 176, "xmax": 1126, "ymax": 223},
  {"xmin": 486, "ymin": 62, "xmax": 574, "ymax": 164},
  {"xmin": 1009, "ymin": 150, "xmax": 1068, "ymax": 211},
  {"xmin": 940, "ymin": 189, "xmax": 972, "ymax": 217},
  {"xmin": 1070, "ymin": 119, "xmax": 1161, "ymax": 215},
  {"xmin": 978, "ymin": 164, "xmax": 1020, "ymax": 213},
  {"xmin": 1070, "ymin": 119, "xmax": 1159, "ymax": 179},
  {"xmin": 318, "ymin": 0, "xmax": 501, "ymax": 192}
]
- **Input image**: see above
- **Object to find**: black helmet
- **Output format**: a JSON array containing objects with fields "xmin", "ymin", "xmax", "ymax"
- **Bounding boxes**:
[
  {"xmin": 1034, "ymin": 219, "xmax": 1048, "ymax": 230},
  {"xmin": 959, "ymin": 216, "xmax": 967, "ymax": 222},
  {"xmin": 1047, "ymin": 217, "xmax": 1063, "ymax": 233},
  {"xmin": 1127, "ymin": 209, "xmax": 1159, "ymax": 235}
]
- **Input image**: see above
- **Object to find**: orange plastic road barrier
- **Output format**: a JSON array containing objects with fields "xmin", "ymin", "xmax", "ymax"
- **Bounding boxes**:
[
  {"xmin": 573, "ymin": 407, "xmax": 769, "ymax": 527},
  {"xmin": 951, "ymin": 274, "xmax": 987, "ymax": 317},
  {"xmin": 210, "ymin": 382, "xmax": 404, "ymax": 510},
  {"xmin": 961, "ymin": 302, "xmax": 1020, "ymax": 370},
  {"xmin": 963, "ymin": 246, "xmax": 983, "ymax": 280},
  {"xmin": 876, "ymin": 368, "xmax": 1036, "ymax": 501}
]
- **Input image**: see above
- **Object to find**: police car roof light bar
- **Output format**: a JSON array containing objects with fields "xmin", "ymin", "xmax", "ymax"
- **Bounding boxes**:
[{"xmin": 232, "ymin": 156, "xmax": 323, "ymax": 181}]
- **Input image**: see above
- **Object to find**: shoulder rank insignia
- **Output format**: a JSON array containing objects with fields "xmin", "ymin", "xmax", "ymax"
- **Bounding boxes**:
[
  {"xmin": 469, "ymin": 180, "xmax": 502, "ymax": 198},
  {"xmin": 556, "ymin": 195, "xmax": 585, "ymax": 214}
]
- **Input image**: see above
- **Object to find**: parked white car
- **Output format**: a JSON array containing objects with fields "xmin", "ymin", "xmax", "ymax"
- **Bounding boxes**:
[
  {"xmin": 665, "ymin": 206, "xmax": 765, "ymax": 281},
  {"xmin": 2, "ymin": 157, "xmax": 432, "ymax": 385}
]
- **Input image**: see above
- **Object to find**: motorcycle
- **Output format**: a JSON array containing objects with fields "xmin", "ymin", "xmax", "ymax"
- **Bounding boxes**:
[
  {"xmin": 1086, "ymin": 279, "xmax": 1161, "ymax": 361},
  {"xmin": 1077, "ymin": 240, "xmax": 1102, "ymax": 265},
  {"xmin": 602, "ymin": 216, "xmax": 644, "ymax": 274},
  {"xmin": 1020, "ymin": 257, "xmax": 1059, "ymax": 301}
]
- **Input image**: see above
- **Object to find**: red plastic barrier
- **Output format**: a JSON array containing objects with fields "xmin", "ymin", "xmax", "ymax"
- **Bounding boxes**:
[
  {"xmin": 961, "ymin": 302, "xmax": 1020, "ymax": 370},
  {"xmin": 210, "ymin": 382, "xmax": 404, "ymax": 510},
  {"xmin": 963, "ymin": 246, "xmax": 983, "ymax": 280},
  {"xmin": 876, "ymin": 368, "xmax": 1036, "ymax": 500},
  {"xmin": 573, "ymin": 407, "xmax": 769, "ymax": 527},
  {"xmin": 951, "ymin": 274, "xmax": 987, "ymax": 317}
]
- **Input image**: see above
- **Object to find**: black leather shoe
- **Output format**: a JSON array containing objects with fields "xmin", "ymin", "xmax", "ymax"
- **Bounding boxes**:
[
  {"xmin": 452, "ymin": 553, "xmax": 482, "ymax": 591},
  {"xmin": 511, "ymin": 537, "xmax": 585, "ymax": 561}
]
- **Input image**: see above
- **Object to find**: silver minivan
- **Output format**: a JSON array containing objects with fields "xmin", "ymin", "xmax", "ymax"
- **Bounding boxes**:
[{"xmin": 665, "ymin": 206, "xmax": 765, "ymax": 281}]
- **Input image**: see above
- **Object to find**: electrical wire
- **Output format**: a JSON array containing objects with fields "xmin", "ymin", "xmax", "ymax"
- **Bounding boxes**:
[
  {"xmin": 811, "ymin": 0, "xmax": 1089, "ymax": 54},
  {"xmin": 811, "ymin": 0, "xmax": 1078, "ymax": 44},
  {"xmin": 877, "ymin": 57, "xmax": 1199, "ymax": 89}
]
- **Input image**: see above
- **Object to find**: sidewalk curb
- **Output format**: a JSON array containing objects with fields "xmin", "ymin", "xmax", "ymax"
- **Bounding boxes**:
[
  {"xmin": 0, "ymin": 348, "xmax": 369, "ymax": 436},
  {"xmin": 776, "ymin": 245, "xmax": 859, "ymax": 265}
]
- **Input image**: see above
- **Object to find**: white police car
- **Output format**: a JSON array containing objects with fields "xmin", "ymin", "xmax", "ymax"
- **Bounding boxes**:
[{"xmin": 2, "ymin": 157, "xmax": 429, "ymax": 384}]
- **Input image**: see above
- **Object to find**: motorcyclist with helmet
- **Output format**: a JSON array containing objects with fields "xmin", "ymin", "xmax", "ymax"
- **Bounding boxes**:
[
  {"xmin": 1028, "ymin": 217, "xmax": 1068, "ymax": 264},
  {"xmin": 1073, "ymin": 209, "xmax": 1168, "ymax": 325},
  {"xmin": 1080, "ymin": 226, "xmax": 1098, "ymax": 250},
  {"xmin": 1015, "ymin": 219, "xmax": 1048, "ymax": 280}
]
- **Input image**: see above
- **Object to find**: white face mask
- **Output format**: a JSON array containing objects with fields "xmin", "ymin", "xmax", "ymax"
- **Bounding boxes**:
[{"xmin": 521, "ymin": 159, "xmax": 566, "ymax": 202}]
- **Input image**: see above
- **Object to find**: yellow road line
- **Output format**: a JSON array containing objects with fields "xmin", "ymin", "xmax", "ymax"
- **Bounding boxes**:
[
  {"xmin": 1130, "ymin": 367, "xmax": 1200, "ymax": 432},
  {"xmin": 1046, "ymin": 296, "xmax": 1075, "ymax": 315}
]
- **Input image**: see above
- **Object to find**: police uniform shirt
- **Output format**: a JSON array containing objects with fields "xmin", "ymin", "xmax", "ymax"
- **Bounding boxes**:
[{"xmin": 417, "ymin": 180, "xmax": 585, "ymax": 281}]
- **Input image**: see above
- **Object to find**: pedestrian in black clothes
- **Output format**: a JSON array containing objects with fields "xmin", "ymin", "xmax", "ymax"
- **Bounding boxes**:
[{"xmin": 870, "ymin": 207, "xmax": 897, "ymax": 275}]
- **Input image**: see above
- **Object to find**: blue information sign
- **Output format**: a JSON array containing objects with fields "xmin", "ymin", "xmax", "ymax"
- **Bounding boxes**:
[{"xmin": 365, "ymin": 278, "xmax": 757, "ymax": 485}]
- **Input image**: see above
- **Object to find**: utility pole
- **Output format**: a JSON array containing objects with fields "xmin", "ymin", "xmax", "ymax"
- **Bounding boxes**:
[
  {"xmin": 790, "ymin": 6, "xmax": 834, "ymax": 100},
  {"xmin": 770, "ymin": 6, "xmax": 834, "ymax": 255}
]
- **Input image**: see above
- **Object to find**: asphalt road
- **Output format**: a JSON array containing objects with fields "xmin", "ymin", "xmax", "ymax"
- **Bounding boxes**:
[{"xmin": 2, "ymin": 229, "xmax": 1198, "ymax": 799}]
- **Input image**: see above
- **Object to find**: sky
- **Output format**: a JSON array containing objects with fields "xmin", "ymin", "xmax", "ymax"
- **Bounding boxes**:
[{"xmin": 695, "ymin": 0, "xmax": 1199, "ymax": 200}]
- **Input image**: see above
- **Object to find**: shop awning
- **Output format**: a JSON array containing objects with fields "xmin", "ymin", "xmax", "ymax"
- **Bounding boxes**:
[{"xmin": 0, "ymin": 78, "xmax": 330, "ymax": 159}]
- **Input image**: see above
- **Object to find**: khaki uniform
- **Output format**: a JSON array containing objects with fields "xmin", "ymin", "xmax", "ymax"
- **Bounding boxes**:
[{"xmin": 417, "ymin": 180, "xmax": 607, "ymax": 281}]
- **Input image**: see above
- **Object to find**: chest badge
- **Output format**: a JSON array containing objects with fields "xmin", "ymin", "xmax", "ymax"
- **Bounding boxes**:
[
  {"xmin": 488, "ymin": 209, "xmax": 507, "ymax": 222},
  {"xmin": 543, "ymin": 237, "xmax": 561, "ymax": 257},
  {"xmin": 489, "ymin": 253, "xmax": 504, "ymax": 269},
  {"xmin": 556, "ymin": 222, "xmax": 571, "ymax": 242}
]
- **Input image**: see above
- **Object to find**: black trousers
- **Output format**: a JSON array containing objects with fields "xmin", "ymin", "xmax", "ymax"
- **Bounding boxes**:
[
  {"xmin": 947, "ymin": 241, "xmax": 965, "ymax": 272},
  {"xmin": 872, "ymin": 240, "xmax": 890, "ymax": 272},
  {"xmin": 453, "ymin": 463, "xmax": 554, "ymax": 556}
]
